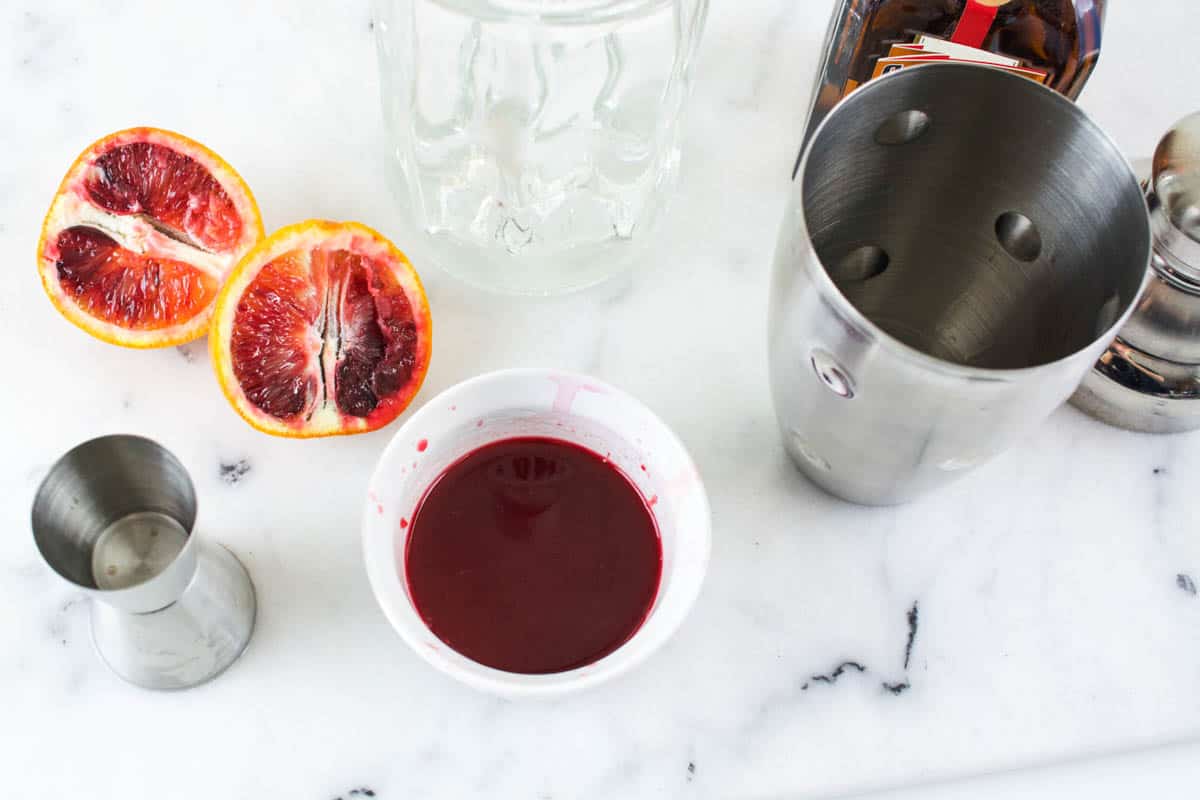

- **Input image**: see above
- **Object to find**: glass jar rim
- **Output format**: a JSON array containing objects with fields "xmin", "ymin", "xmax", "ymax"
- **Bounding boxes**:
[{"xmin": 424, "ymin": 0, "xmax": 674, "ymax": 25}]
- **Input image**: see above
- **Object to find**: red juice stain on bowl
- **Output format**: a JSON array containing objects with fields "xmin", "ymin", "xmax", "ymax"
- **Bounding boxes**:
[{"xmin": 404, "ymin": 437, "xmax": 661, "ymax": 675}]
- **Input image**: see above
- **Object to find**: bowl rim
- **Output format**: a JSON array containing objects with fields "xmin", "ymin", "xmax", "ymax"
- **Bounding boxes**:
[{"xmin": 361, "ymin": 367, "xmax": 712, "ymax": 696}]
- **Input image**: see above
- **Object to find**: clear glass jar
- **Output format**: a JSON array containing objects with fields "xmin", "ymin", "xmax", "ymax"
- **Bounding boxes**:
[{"xmin": 374, "ymin": 0, "xmax": 708, "ymax": 294}]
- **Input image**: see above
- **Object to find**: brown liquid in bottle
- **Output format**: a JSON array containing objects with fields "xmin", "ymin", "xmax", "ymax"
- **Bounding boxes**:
[{"xmin": 799, "ymin": 0, "xmax": 1105, "ymax": 169}]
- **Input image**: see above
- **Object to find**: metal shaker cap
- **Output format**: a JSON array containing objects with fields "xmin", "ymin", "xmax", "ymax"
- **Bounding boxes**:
[
  {"xmin": 1150, "ymin": 111, "xmax": 1200, "ymax": 281},
  {"xmin": 1070, "ymin": 111, "xmax": 1200, "ymax": 433}
]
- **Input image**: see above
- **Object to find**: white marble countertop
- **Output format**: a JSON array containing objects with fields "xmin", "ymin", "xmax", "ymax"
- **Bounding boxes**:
[{"xmin": 3, "ymin": 1, "xmax": 1199, "ymax": 797}]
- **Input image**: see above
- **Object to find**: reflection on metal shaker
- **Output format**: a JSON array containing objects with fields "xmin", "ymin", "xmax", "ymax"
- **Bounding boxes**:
[
  {"xmin": 768, "ymin": 63, "xmax": 1150, "ymax": 505},
  {"xmin": 1072, "ymin": 111, "xmax": 1200, "ymax": 433}
]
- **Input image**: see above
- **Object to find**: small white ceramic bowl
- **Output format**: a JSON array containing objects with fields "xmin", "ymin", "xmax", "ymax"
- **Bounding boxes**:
[{"xmin": 362, "ymin": 368, "xmax": 711, "ymax": 696}]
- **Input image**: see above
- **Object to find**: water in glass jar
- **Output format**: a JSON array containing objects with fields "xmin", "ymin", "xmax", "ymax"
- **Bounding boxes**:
[{"xmin": 375, "ymin": 0, "xmax": 706, "ymax": 294}]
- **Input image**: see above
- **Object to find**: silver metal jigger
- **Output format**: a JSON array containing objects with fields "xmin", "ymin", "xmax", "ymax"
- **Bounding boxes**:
[
  {"xmin": 1072, "ymin": 111, "xmax": 1200, "ymax": 432},
  {"xmin": 32, "ymin": 435, "xmax": 256, "ymax": 690}
]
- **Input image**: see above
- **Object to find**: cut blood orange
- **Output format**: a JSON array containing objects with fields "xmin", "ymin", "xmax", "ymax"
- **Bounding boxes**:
[
  {"xmin": 210, "ymin": 220, "xmax": 432, "ymax": 437},
  {"xmin": 37, "ymin": 127, "xmax": 263, "ymax": 347}
]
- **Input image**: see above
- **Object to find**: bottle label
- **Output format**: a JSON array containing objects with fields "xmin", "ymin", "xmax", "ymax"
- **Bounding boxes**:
[
  {"xmin": 846, "ymin": 1, "xmax": 1049, "ymax": 94},
  {"xmin": 869, "ymin": 35, "xmax": 1050, "ymax": 84}
]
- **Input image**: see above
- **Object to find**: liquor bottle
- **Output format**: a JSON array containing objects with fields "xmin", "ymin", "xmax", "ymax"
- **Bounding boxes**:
[{"xmin": 797, "ymin": 0, "xmax": 1106, "ymax": 167}]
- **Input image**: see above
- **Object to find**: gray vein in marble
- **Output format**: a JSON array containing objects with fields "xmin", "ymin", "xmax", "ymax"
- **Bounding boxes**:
[
  {"xmin": 332, "ymin": 788, "xmax": 375, "ymax": 800},
  {"xmin": 800, "ymin": 660, "xmax": 866, "ymax": 691},
  {"xmin": 219, "ymin": 459, "xmax": 251, "ymax": 485},
  {"xmin": 1177, "ymin": 574, "xmax": 1197, "ymax": 596},
  {"xmin": 801, "ymin": 602, "xmax": 920, "ymax": 695},
  {"xmin": 1150, "ymin": 435, "xmax": 1183, "ymax": 546},
  {"xmin": 1153, "ymin": 464, "xmax": 1168, "ymax": 544},
  {"xmin": 902, "ymin": 602, "xmax": 919, "ymax": 670},
  {"xmin": 730, "ymin": 596, "xmax": 928, "ymax": 754}
]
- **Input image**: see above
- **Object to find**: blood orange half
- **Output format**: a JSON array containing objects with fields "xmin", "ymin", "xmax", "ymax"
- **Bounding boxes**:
[
  {"xmin": 210, "ymin": 220, "xmax": 432, "ymax": 437},
  {"xmin": 37, "ymin": 127, "xmax": 263, "ymax": 347}
]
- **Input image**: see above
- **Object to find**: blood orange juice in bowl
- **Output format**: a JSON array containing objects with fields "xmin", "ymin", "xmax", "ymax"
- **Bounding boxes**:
[{"xmin": 362, "ymin": 368, "xmax": 711, "ymax": 696}]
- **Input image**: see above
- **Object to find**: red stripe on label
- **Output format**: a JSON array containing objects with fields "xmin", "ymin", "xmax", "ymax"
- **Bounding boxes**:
[{"xmin": 951, "ymin": 1, "xmax": 1000, "ymax": 48}]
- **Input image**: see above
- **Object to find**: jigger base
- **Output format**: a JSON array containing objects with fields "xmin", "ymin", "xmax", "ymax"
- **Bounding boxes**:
[
  {"xmin": 1071, "ymin": 339, "xmax": 1200, "ymax": 434},
  {"xmin": 91, "ymin": 542, "xmax": 256, "ymax": 690}
]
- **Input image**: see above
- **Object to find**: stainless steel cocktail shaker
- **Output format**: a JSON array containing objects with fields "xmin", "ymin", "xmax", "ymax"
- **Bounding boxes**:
[{"xmin": 768, "ymin": 64, "xmax": 1150, "ymax": 505}]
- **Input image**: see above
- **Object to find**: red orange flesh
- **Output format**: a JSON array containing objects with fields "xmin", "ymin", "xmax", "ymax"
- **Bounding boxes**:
[
  {"xmin": 210, "ymin": 220, "xmax": 432, "ymax": 438},
  {"xmin": 38, "ymin": 127, "xmax": 262, "ymax": 347}
]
